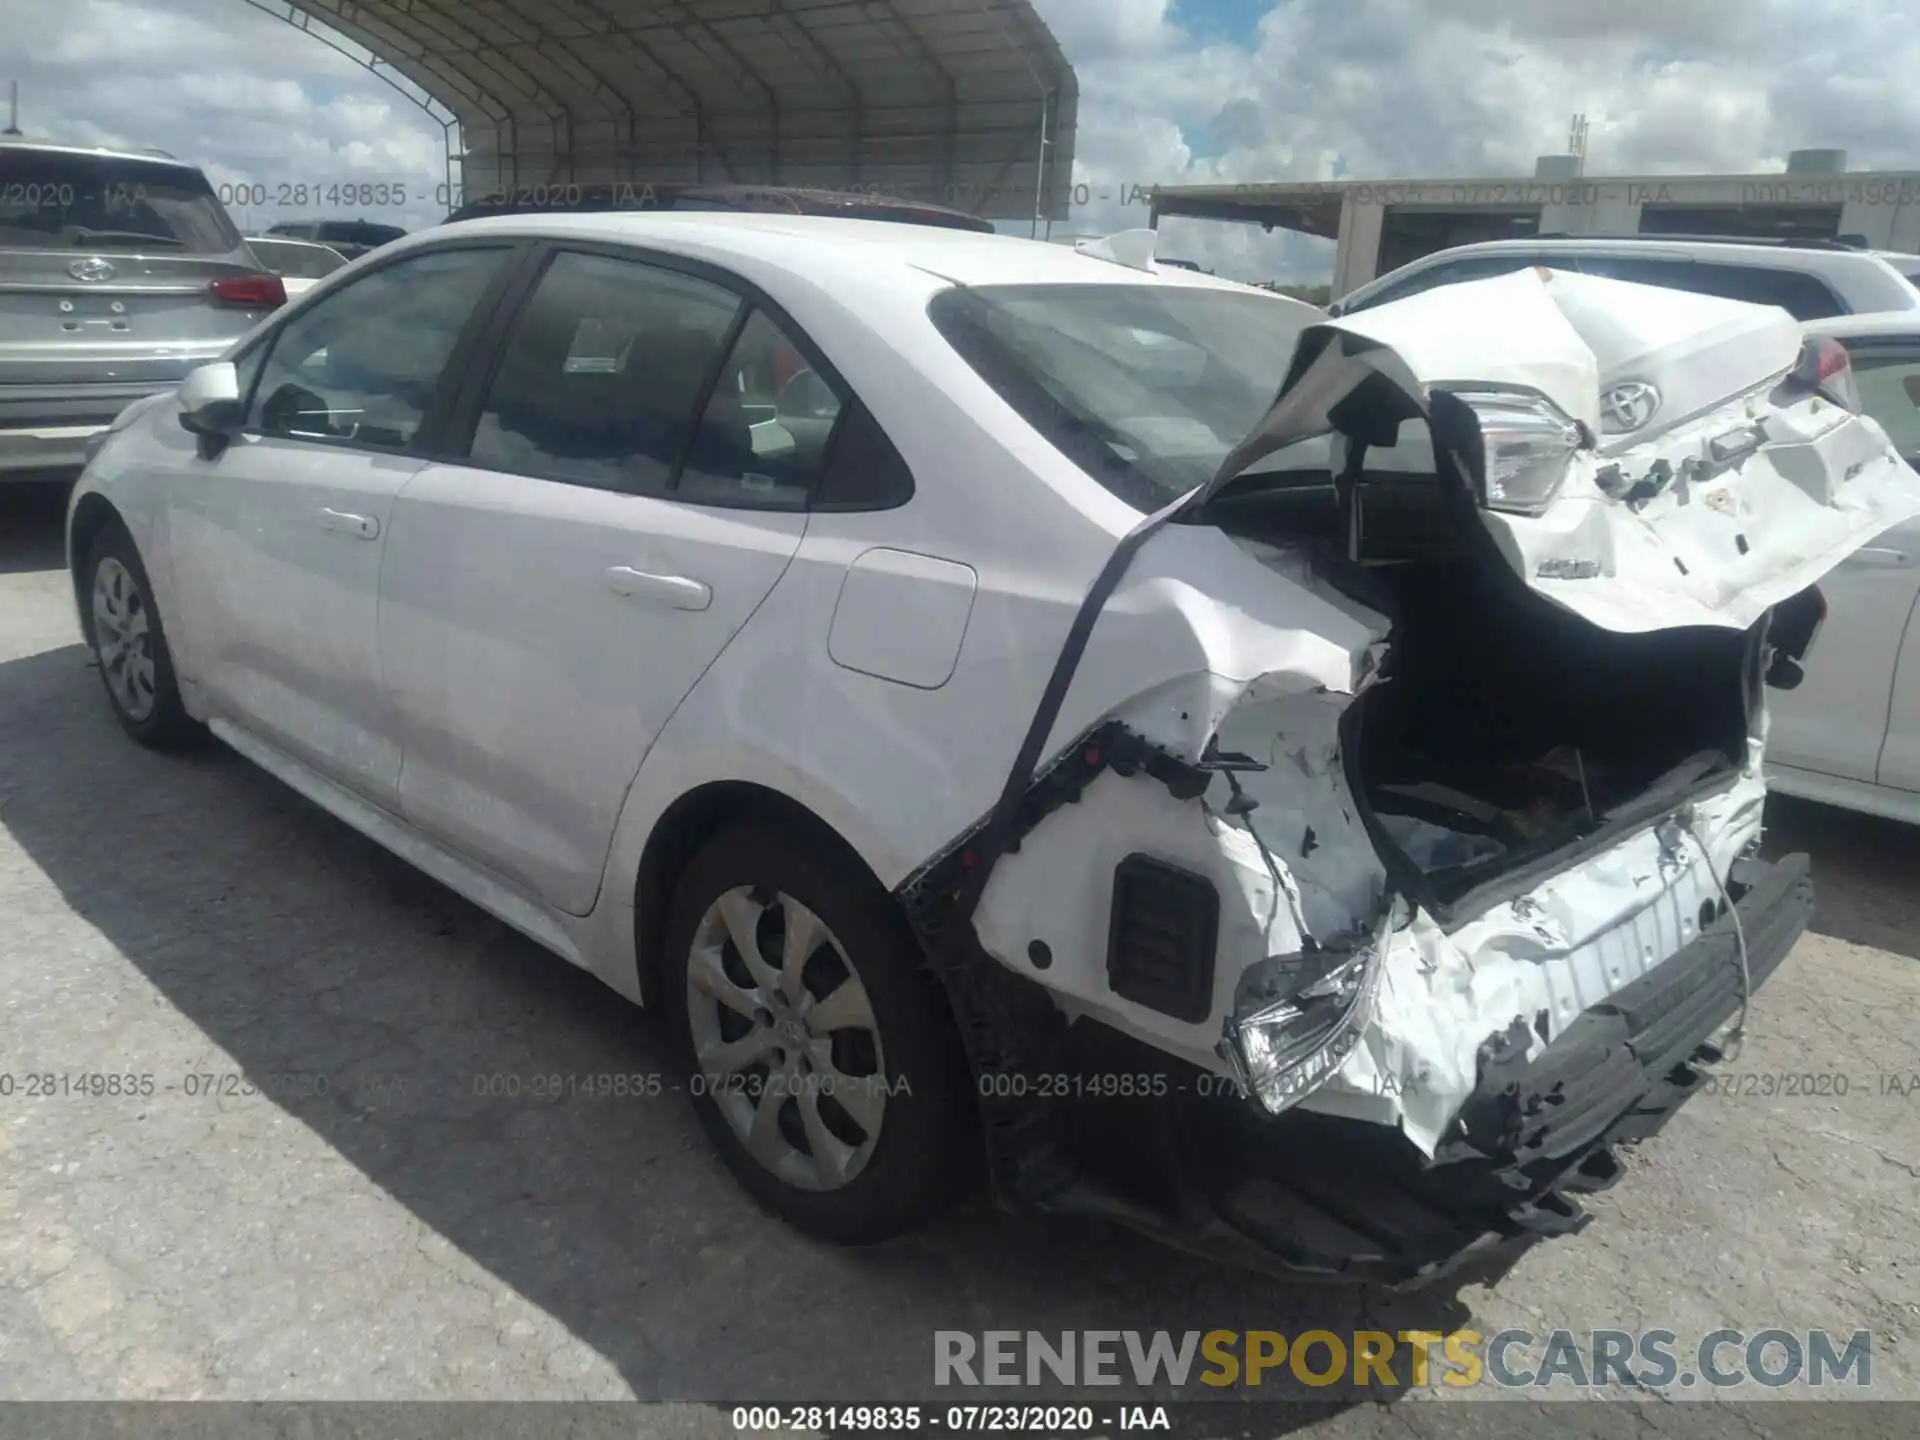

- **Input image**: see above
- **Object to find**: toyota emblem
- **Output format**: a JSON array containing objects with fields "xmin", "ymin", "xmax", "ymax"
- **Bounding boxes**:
[
  {"xmin": 1600, "ymin": 380, "xmax": 1661, "ymax": 433},
  {"xmin": 68, "ymin": 256, "xmax": 117, "ymax": 283}
]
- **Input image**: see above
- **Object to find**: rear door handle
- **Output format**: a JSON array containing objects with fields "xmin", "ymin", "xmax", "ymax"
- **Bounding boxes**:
[
  {"xmin": 1846, "ymin": 546, "xmax": 1911, "ymax": 568},
  {"xmin": 318, "ymin": 507, "xmax": 379, "ymax": 540},
  {"xmin": 603, "ymin": 566, "xmax": 712, "ymax": 611}
]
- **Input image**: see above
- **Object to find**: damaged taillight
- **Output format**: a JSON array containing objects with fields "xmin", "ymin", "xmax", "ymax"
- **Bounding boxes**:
[
  {"xmin": 1453, "ymin": 390, "xmax": 1586, "ymax": 516},
  {"xmin": 1780, "ymin": 335, "xmax": 1862, "ymax": 414},
  {"xmin": 1220, "ymin": 939, "xmax": 1385, "ymax": 1114}
]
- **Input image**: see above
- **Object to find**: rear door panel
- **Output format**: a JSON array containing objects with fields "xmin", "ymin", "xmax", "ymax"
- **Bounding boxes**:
[
  {"xmin": 1874, "ymin": 571, "xmax": 1920, "ymax": 791},
  {"xmin": 1770, "ymin": 334, "xmax": 1920, "ymax": 781},
  {"xmin": 374, "ymin": 244, "xmax": 830, "ymax": 916},
  {"xmin": 379, "ymin": 468, "xmax": 805, "ymax": 914},
  {"xmin": 1767, "ymin": 528, "xmax": 1920, "ymax": 781}
]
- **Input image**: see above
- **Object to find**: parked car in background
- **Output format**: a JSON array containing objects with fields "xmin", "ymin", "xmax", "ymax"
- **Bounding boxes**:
[
  {"xmin": 1767, "ymin": 311, "xmax": 1920, "ymax": 823},
  {"xmin": 265, "ymin": 218, "xmax": 407, "ymax": 260},
  {"xmin": 0, "ymin": 139, "xmax": 285, "ymax": 481},
  {"xmin": 243, "ymin": 234, "xmax": 350, "ymax": 297},
  {"xmin": 65, "ymin": 217, "xmax": 1920, "ymax": 1282},
  {"xmin": 1874, "ymin": 251, "xmax": 1920, "ymax": 286},
  {"xmin": 1332, "ymin": 235, "xmax": 1920, "ymax": 322},
  {"xmin": 441, "ymin": 181, "xmax": 997, "ymax": 234}
]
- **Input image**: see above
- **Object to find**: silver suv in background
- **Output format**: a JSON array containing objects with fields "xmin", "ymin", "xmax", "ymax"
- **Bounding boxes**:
[
  {"xmin": 1331, "ymin": 234, "xmax": 1920, "ymax": 321},
  {"xmin": 0, "ymin": 140, "xmax": 286, "ymax": 480}
]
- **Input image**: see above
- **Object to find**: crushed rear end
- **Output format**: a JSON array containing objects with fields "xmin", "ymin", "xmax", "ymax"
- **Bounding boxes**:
[{"xmin": 904, "ymin": 268, "xmax": 1920, "ymax": 1285}]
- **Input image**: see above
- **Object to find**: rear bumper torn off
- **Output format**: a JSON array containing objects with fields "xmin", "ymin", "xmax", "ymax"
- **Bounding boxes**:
[{"xmin": 924, "ymin": 851, "xmax": 1811, "ymax": 1287}]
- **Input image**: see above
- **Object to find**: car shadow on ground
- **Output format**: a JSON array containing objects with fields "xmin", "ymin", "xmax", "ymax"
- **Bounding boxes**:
[
  {"xmin": 0, "ymin": 629, "xmax": 1472, "ymax": 1413},
  {"xmin": 0, "ymin": 477, "xmax": 73, "ymax": 576},
  {"xmin": 1762, "ymin": 794, "xmax": 1920, "ymax": 963}
]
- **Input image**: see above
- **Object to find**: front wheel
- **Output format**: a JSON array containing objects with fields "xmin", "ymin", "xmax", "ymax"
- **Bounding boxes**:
[
  {"xmin": 664, "ymin": 824, "xmax": 970, "ymax": 1243},
  {"xmin": 84, "ymin": 525, "xmax": 202, "ymax": 749}
]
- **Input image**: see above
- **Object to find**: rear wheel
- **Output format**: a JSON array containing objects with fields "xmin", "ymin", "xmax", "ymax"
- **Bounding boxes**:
[
  {"xmin": 85, "ymin": 526, "xmax": 201, "ymax": 749},
  {"xmin": 664, "ymin": 824, "xmax": 969, "ymax": 1243}
]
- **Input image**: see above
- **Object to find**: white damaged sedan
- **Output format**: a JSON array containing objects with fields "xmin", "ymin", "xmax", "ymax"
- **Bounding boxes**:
[{"xmin": 67, "ymin": 215, "xmax": 1920, "ymax": 1284}]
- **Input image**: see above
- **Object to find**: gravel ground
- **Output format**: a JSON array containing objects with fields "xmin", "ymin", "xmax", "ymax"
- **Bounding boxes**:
[{"xmin": 1, "ymin": 477, "xmax": 1916, "ymax": 1433}]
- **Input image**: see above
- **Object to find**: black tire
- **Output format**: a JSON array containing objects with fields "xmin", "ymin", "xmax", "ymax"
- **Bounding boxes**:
[
  {"xmin": 664, "ymin": 823, "xmax": 971, "ymax": 1244},
  {"xmin": 83, "ymin": 523, "xmax": 203, "ymax": 750}
]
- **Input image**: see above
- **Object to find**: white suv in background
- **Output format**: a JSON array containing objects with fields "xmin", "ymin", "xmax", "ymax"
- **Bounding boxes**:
[{"xmin": 1333, "ymin": 235, "xmax": 1920, "ymax": 322}]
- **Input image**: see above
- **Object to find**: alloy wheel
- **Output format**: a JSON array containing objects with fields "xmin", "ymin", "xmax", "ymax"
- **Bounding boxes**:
[
  {"xmin": 92, "ymin": 556, "xmax": 158, "ymax": 722},
  {"xmin": 685, "ymin": 886, "xmax": 888, "ymax": 1191}
]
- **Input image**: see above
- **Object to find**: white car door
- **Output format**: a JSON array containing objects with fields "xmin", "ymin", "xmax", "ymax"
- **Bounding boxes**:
[
  {"xmin": 1768, "ymin": 331, "xmax": 1920, "ymax": 785},
  {"xmin": 377, "ymin": 247, "xmax": 835, "ymax": 915},
  {"xmin": 1834, "ymin": 335, "xmax": 1920, "ymax": 791},
  {"xmin": 166, "ymin": 243, "xmax": 517, "ymax": 802}
]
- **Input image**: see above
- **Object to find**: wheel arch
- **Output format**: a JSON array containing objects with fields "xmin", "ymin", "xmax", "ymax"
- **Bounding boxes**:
[
  {"xmin": 67, "ymin": 491, "xmax": 128, "ymax": 648},
  {"xmin": 632, "ymin": 780, "xmax": 912, "ymax": 1011}
]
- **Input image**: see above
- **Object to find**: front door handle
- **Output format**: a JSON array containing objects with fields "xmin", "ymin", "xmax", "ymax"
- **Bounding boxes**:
[
  {"xmin": 318, "ymin": 507, "xmax": 379, "ymax": 540},
  {"xmin": 1846, "ymin": 546, "xmax": 1911, "ymax": 568},
  {"xmin": 603, "ymin": 566, "xmax": 712, "ymax": 611}
]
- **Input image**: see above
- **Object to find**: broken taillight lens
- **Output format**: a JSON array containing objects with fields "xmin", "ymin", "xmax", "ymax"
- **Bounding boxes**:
[
  {"xmin": 1455, "ymin": 390, "xmax": 1586, "ymax": 516},
  {"xmin": 1221, "ymin": 941, "xmax": 1384, "ymax": 1115},
  {"xmin": 1782, "ymin": 335, "xmax": 1862, "ymax": 414}
]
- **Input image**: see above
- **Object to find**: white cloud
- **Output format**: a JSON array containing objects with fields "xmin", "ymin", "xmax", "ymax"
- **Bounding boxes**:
[
  {"xmin": 1041, "ymin": 0, "xmax": 1920, "ymax": 280},
  {"xmin": 1, "ymin": 0, "xmax": 448, "ymax": 230},
  {"xmin": 1, "ymin": 0, "xmax": 1915, "ymax": 279}
]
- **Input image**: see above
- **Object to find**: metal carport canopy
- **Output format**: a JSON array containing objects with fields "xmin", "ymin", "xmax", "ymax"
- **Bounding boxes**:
[{"xmin": 280, "ymin": 0, "xmax": 1078, "ymax": 222}]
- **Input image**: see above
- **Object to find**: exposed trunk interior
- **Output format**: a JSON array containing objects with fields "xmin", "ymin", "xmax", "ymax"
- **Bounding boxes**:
[
  {"xmin": 1349, "ymin": 555, "xmax": 1755, "ymax": 905},
  {"xmin": 1200, "ymin": 453, "xmax": 1760, "ymax": 911}
]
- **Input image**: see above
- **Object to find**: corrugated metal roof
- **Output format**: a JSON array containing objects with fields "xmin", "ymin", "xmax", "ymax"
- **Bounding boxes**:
[{"xmin": 283, "ymin": 0, "xmax": 1077, "ymax": 221}]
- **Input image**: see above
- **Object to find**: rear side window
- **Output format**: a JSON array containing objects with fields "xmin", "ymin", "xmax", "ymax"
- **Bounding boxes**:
[
  {"xmin": 247, "ymin": 246, "xmax": 510, "ymax": 449},
  {"xmin": 0, "ymin": 151, "xmax": 240, "ymax": 254},
  {"xmin": 467, "ymin": 250, "xmax": 743, "ymax": 492},
  {"xmin": 676, "ymin": 308, "xmax": 846, "ymax": 509},
  {"xmin": 1576, "ymin": 257, "xmax": 1845, "ymax": 320}
]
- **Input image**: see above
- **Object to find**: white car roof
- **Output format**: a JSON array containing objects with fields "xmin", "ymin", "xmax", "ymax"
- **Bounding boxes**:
[
  {"xmin": 414, "ymin": 211, "xmax": 1277, "ymax": 299},
  {"xmin": 1340, "ymin": 234, "xmax": 1920, "ymax": 317},
  {"xmin": 0, "ymin": 137, "xmax": 199, "ymax": 170},
  {"xmin": 1804, "ymin": 309, "xmax": 1920, "ymax": 339},
  {"xmin": 1381, "ymin": 235, "xmax": 1852, "ymax": 263}
]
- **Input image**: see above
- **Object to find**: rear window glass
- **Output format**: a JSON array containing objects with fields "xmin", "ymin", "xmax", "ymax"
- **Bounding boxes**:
[
  {"xmin": 929, "ymin": 283, "xmax": 1316, "ymax": 511},
  {"xmin": 0, "ymin": 151, "xmax": 241, "ymax": 254}
]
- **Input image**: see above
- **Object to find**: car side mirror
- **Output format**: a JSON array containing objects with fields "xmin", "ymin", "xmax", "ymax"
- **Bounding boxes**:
[
  {"xmin": 1902, "ymin": 374, "xmax": 1920, "ymax": 408},
  {"xmin": 1325, "ymin": 300, "xmax": 1345, "ymax": 318},
  {"xmin": 178, "ymin": 362, "xmax": 245, "ymax": 457}
]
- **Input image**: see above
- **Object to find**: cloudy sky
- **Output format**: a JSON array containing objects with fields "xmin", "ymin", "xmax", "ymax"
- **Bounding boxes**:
[{"xmin": 2, "ymin": 0, "xmax": 1915, "ymax": 282}]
